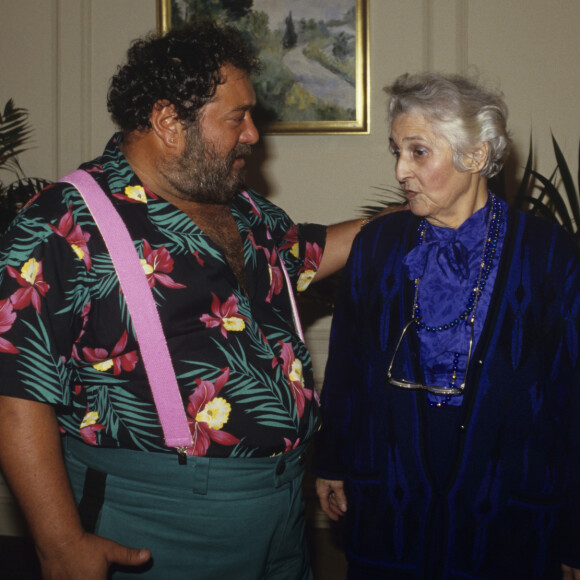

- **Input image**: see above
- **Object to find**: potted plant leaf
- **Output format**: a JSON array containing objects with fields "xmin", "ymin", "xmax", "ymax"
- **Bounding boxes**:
[
  {"xmin": 512, "ymin": 135, "xmax": 579, "ymax": 245},
  {"xmin": 0, "ymin": 99, "xmax": 52, "ymax": 234}
]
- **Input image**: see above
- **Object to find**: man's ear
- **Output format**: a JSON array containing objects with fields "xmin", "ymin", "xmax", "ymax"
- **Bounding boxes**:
[
  {"xmin": 465, "ymin": 142, "xmax": 489, "ymax": 173},
  {"xmin": 150, "ymin": 100, "xmax": 182, "ymax": 148}
]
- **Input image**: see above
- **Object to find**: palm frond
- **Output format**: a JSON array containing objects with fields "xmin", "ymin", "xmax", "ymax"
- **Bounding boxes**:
[
  {"xmin": 513, "ymin": 134, "xmax": 534, "ymax": 208},
  {"xmin": 360, "ymin": 185, "xmax": 407, "ymax": 217},
  {"xmin": 528, "ymin": 169, "xmax": 576, "ymax": 233},
  {"xmin": 551, "ymin": 133, "xmax": 580, "ymax": 228},
  {"xmin": 0, "ymin": 99, "xmax": 33, "ymax": 178},
  {"xmin": 512, "ymin": 135, "xmax": 579, "ymax": 243}
]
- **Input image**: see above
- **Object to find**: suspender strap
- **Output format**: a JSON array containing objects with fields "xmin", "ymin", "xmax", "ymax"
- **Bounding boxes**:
[
  {"xmin": 240, "ymin": 191, "xmax": 305, "ymax": 343},
  {"xmin": 59, "ymin": 170, "xmax": 192, "ymax": 449}
]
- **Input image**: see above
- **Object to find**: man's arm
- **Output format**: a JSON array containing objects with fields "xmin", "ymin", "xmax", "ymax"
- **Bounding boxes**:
[
  {"xmin": 316, "ymin": 207, "xmax": 406, "ymax": 280},
  {"xmin": 0, "ymin": 396, "xmax": 150, "ymax": 580},
  {"xmin": 315, "ymin": 219, "xmax": 362, "ymax": 280}
]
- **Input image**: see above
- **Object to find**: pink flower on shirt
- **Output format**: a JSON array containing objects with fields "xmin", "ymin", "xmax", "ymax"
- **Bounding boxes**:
[
  {"xmin": 0, "ymin": 298, "xmax": 19, "ymax": 354},
  {"xmin": 186, "ymin": 368, "xmax": 240, "ymax": 456},
  {"xmin": 284, "ymin": 437, "xmax": 301, "ymax": 452},
  {"xmin": 140, "ymin": 240, "xmax": 186, "ymax": 289},
  {"xmin": 81, "ymin": 331, "xmax": 138, "ymax": 375},
  {"xmin": 72, "ymin": 301, "xmax": 92, "ymax": 361},
  {"xmin": 49, "ymin": 206, "xmax": 92, "ymax": 269},
  {"xmin": 200, "ymin": 293, "xmax": 248, "ymax": 338},
  {"xmin": 280, "ymin": 225, "xmax": 299, "ymax": 255},
  {"xmin": 297, "ymin": 242, "xmax": 323, "ymax": 292},
  {"xmin": 264, "ymin": 248, "xmax": 284, "ymax": 303},
  {"xmin": 241, "ymin": 190, "xmax": 261, "ymax": 218},
  {"xmin": 80, "ymin": 410, "xmax": 105, "ymax": 445},
  {"xmin": 6, "ymin": 258, "xmax": 50, "ymax": 313},
  {"xmin": 278, "ymin": 341, "xmax": 313, "ymax": 419}
]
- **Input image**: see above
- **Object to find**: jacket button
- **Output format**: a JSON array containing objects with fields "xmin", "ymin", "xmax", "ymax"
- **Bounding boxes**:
[{"xmin": 276, "ymin": 459, "xmax": 286, "ymax": 475}]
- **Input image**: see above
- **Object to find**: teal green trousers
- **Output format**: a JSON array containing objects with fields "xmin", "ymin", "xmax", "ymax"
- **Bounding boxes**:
[{"xmin": 64, "ymin": 437, "xmax": 313, "ymax": 580}]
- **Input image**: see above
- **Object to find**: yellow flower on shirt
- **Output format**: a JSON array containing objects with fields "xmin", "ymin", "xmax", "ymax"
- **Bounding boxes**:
[
  {"xmin": 80, "ymin": 411, "xmax": 100, "ymax": 429},
  {"xmin": 93, "ymin": 359, "xmax": 114, "ymax": 372},
  {"xmin": 196, "ymin": 397, "xmax": 231, "ymax": 430},
  {"xmin": 124, "ymin": 185, "xmax": 147, "ymax": 203},
  {"xmin": 140, "ymin": 259, "xmax": 154, "ymax": 276},
  {"xmin": 290, "ymin": 243, "xmax": 299, "ymax": 258},
  {"xmin": 21, "ymin": 258, "xmax": 40, "ymax": 284},
  {"xmin": 71, "ymin": 245, "xmax": 85, "ymax": 261},
  {"xmin": 289, "ymin": 359, "xmax": 304, "ymax": 387},
  {"xmin": 297, "ymin": 269, "xmax": 315, "ymax": 292},
  {"xmin": 223, "ymin": 317, "xmax": 246, "ymax": 332}
]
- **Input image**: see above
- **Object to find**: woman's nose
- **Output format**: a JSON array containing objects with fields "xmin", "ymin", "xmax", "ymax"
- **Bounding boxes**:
[{"xmin": 395, "ymin": 157, "xmax": 410, "ymax": 184}]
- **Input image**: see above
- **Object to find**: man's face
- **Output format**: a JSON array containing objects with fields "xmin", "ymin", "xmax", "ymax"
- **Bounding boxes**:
[{"xmin": 162, "ymin": 65, "xmax": 259, "ymax": 204}]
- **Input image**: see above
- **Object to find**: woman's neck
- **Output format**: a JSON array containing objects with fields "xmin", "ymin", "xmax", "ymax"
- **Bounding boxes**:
[{"xmin": 425, "ymin": 177, "xmax": 489, "ymax": 229}]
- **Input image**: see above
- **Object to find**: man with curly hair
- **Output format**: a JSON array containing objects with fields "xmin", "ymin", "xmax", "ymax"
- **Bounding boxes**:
[{"xmin": 0, "ymin": 21, "xmax": 370, "ymax": 579}]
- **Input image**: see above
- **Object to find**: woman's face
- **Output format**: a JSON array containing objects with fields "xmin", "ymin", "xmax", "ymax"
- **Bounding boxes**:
[{"xmin": 389, "ymin": 112, "xmax": 488, "ymax": 229}]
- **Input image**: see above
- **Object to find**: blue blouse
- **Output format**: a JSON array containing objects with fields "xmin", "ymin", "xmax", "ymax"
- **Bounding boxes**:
[{"xmin": 402, "ymin": 194, "xmax": 507, "ymax": 406}]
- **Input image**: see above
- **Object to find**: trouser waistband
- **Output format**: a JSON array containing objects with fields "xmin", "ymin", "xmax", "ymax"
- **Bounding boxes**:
[{"xmin": 63, "ymin": 437, "xmax": 307, "ymax": 495}]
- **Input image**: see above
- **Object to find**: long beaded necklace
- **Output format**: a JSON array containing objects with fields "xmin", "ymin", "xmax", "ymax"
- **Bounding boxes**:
[{"xmin": 411, "ymin": 193, "xmax": 503, "ymax": 391}]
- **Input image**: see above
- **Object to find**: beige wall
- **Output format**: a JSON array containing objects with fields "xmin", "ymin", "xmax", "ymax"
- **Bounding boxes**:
[{"xmin": 1, "ymin": 0, "xmax": 579, "ymax": 534}]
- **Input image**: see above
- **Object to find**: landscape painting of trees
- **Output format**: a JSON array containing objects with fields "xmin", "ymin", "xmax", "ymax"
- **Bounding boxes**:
[{"xmin": 158, "ymin": 0, "xmax": 369, "ymax": 134}]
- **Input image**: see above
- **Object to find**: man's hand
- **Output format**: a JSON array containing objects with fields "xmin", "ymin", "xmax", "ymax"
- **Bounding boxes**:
[
  {"xmin": 0, "ymin": 397, "xmax": 151, "ymax": 580},
  {"xmin": 38, "ymin": 532, "xmax": 151, "ymax": 580},
  {"xmin": 315, "ymin": 477, "xmax": 347, "ymax": 521}
]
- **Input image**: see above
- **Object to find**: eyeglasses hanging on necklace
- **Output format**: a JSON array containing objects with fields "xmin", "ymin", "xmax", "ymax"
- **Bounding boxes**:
[{"xmin": 386, "ymin": 194, "xmax": 503, "ymax": 396}]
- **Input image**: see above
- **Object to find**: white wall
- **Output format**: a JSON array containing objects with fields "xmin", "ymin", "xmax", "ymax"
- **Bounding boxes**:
[{"xmin": 1, "ymin": 0, "xmax": 579, "ymax": 535}]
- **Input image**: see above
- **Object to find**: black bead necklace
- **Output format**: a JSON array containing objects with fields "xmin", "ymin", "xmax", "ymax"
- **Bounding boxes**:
[{"xmin": 412, "ymin": 193, "xmax": 503, "ymax": 333}]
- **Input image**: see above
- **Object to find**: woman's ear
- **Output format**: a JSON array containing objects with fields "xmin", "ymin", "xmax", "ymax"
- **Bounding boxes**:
[
  {"xmin": 150, "ymin": 100, "xmax": 182, "ymax": 148},
  {"xmin": 466, "ymin": 142, "xmax": 489, "ymax": 173}
]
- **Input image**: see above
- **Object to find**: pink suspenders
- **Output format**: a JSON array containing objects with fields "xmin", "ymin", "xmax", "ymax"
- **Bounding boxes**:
[
  {"xmin": 59, "ymin": 170, "xmax": 193, "ymax": 451},
  {"xmin": 59, "ymin": 171, "xmax": 306, "ymax": 454}
]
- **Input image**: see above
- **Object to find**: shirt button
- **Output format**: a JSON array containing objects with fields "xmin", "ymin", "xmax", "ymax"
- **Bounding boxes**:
[{"xmin": 458, "ymin": 424, "xmax": 466, "ymax": 434}]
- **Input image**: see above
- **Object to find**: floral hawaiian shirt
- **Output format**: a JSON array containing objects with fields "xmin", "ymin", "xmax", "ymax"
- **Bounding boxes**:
[{"xmin": 0, "ymin": 134, "xmax": 325, "ymax": 458}]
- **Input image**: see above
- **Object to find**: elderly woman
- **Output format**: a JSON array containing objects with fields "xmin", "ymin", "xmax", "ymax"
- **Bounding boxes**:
[{"xmin": 314, "ymin": 72, "xmax": 580, "ymax": 579}]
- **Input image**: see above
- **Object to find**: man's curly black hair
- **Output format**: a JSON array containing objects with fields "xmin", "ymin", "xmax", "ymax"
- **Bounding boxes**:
[{"xmin": 107, "ymin": 20, "xmax": 261, "ymax": 132}]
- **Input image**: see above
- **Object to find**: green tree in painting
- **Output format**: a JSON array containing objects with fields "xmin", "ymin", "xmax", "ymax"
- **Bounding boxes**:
[
  {"xmin": 221, "ymin": 0, "xmax": 253, "ymax": 20},
  {"xmin": 283, "ymin": 12, "xmax": 297, "ymax": 49},
  {"xmin": 333, "ymin": 31, "xmax": 352, "ymax": 60}
]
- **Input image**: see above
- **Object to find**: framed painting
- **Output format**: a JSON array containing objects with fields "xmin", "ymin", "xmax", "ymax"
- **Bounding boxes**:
[{"xmin": 157, "ymin": 0, "xmax": 369, "ymax": 135}]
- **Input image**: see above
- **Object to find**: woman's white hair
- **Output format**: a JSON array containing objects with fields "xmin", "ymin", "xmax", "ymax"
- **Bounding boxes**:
[{"xmin": 384, "ymin": 72, "xmax": 511, "ymax": 178}]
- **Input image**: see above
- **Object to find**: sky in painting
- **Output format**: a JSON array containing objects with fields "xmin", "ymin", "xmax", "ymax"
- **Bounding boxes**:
[{"xmin": 252, "ymin": 0, "xmax": 355, "ymax": 30}]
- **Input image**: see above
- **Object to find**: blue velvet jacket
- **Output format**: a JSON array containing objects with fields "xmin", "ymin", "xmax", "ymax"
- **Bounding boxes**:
[{"xmin": 314, "ymin": 207, "xmax": 580, "ymax": 579}]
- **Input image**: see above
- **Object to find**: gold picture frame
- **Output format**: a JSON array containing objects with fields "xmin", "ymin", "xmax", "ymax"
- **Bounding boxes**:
[{"xmin": 157, "ymin": 0, "xmax": 369, "ymax": 135}]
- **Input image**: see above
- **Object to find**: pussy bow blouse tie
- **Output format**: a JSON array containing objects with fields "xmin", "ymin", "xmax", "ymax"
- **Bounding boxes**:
[{"xmin": 403, "ymin": 234, "xmax": 470, "ymax": 281}]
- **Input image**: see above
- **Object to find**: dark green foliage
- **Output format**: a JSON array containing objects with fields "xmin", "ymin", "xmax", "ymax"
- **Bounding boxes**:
[
  {"xmin": 221, "ymin": 0, "xmax": 253, "ymax": 20},
  {"xmin": 0, "ymin": 100, "xmax": 52, "ymax": 234},
  {"xmin": 512, "ymin": 135, "xmax": 579, "ymax": 244},
  {"xmin": 332, "ymin": 32, "xmax": 352, "ymax": 60},
  {"xmin": 282, "ymin": 12, "xmax": 297, "ymax": 50},
  {"xmin": 0, "ymin": 99, "xmax": 31, "ymax": 174}
]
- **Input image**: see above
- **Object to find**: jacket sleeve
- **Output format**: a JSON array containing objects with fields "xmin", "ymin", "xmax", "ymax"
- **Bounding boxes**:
[
  {"xmin": 312, "ymin": 234, "xmax": 362, "ymax": 479},
  {"xmin": 558, "ymin": 231, "xmax": 580, "ymax": 567}
]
